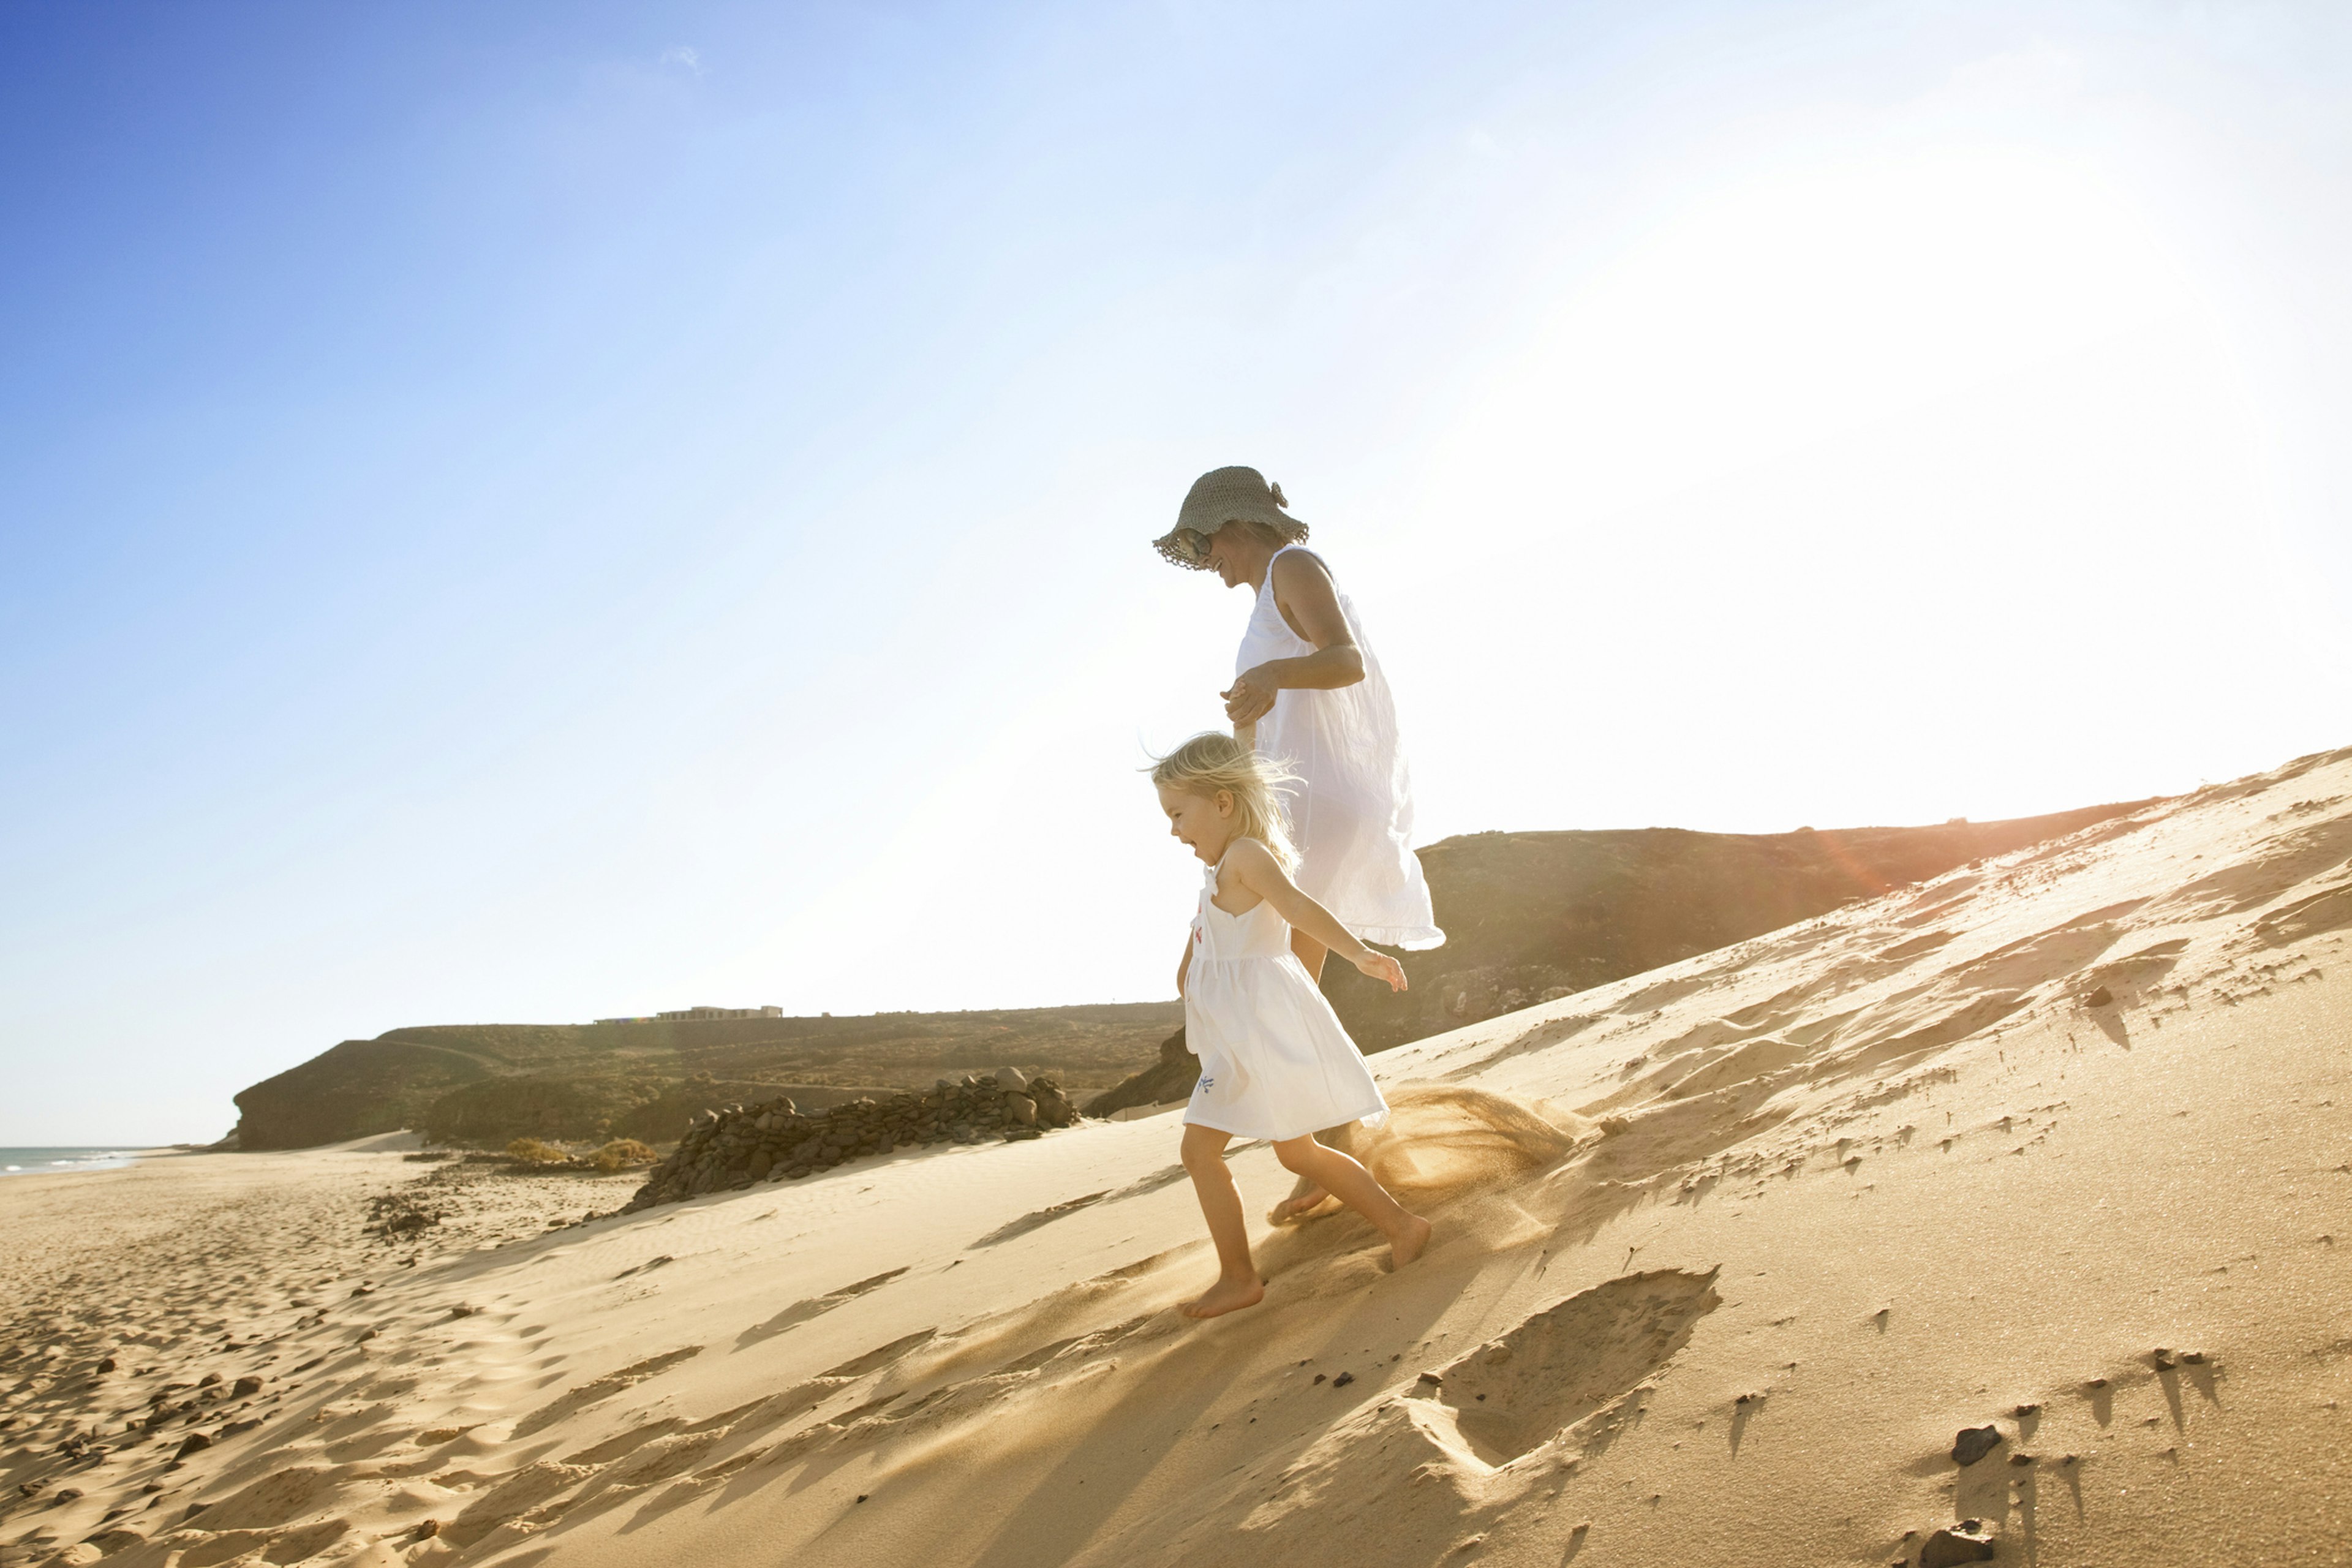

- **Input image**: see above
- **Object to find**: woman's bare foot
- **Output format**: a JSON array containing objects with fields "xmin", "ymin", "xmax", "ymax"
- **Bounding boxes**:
[
  {"xmin": 1267, "ymin": 1186, "xmax": 1333, "ymax": 1226},
  {"xmin": 1182, "ymin": 1275, "xmax": 1266, "ymax": 1319},
  {"xmin": 1387, "ymin": 1214, "xmax": 1433, "ymax": 1269}
]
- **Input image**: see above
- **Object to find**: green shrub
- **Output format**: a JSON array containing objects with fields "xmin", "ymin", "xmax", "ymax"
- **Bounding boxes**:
[
  {"xmin": 505, "ymin": 1137, "xmax": 570, "ymax": 1166},
  {"xmin": 592, "ymin": 1139, "xmax": 657, "ymax": 1175}
]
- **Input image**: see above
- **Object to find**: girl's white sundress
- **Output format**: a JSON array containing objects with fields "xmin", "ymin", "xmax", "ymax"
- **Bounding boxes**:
[
  {"xmin": 1239, "ymin": 545, "xmax": 1444, "ymax": 949},
  {"xmin": 1183, "ymin": 842, "xmax": 1390, "ymax": 1142}
]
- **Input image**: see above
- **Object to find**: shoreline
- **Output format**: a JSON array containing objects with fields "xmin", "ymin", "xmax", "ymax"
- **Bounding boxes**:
[{"xmin": 0, "ymin": 1148, "xmax": 177, "ymax": 1181}]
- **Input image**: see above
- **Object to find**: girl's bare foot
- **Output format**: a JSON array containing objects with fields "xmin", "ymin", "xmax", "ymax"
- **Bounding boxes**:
[
  {"xmin": 1182, "ymin": 1275, "xmax": 1266, "ymax": 1319},
  {"xmin": 1388, "ymin": 1214, "xmax": 1433, "ymax": 1269},
  {"xmin": 1267, "ymin": 1186, "xmax": 1333, "ymax": 1226}
]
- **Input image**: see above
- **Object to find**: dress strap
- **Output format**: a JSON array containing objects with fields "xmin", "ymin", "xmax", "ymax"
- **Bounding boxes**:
[{"xmin": 1207, "ymin": 838, "xmax": 1259, "ymax": 894}]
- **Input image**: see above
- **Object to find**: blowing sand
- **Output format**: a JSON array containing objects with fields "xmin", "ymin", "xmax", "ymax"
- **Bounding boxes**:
[{"xmin": 7, "ymin": 747, "xmax": 2352, "ymax": 1567}]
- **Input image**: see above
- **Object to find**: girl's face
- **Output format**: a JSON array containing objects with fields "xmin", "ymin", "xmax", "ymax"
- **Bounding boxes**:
[{"xmin": 1157, "ymin": 783, "xmax": 1237, "ymax": 864}]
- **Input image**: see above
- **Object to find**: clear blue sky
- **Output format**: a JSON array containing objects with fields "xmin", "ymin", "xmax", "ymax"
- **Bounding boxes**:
[{"xmin": 5, "ymin": 1, "xmax": 2348, "ymax": 1144}]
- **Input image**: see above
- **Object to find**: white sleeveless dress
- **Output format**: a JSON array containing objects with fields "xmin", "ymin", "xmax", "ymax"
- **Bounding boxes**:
[
  {"xmin": 1240, "ymin": 546, "xmax": 1444, "ymax": 949},
  {"xmin": 1183, "ymin": 843, "xmax": 1390, "ymax": 1142}
]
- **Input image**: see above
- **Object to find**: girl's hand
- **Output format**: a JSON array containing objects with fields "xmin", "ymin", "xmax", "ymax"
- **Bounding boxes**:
[
  {"xmin": 1351, "ymin": 949, "xmax": 1408, "ymax": 992},
  {"xmin": 1221, "ymin": 664, "xmax": 1281, "ymax": 725}
]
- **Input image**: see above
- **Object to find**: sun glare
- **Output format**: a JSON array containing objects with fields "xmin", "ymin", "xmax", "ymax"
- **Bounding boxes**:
[{"xmin": 1447, "ymin": 145, "xmax": 2199, "ymax": 522}]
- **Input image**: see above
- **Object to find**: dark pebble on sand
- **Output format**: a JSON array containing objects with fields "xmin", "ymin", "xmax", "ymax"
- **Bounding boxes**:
[
  {"xmin": 1950, "ymin": 1426, "xmax": 2002, "ymax": 1466},
  {"xmin": 1332, "ymin": 1372, "xmax": 1355, "ymax": 1389},
  {"xmin": 231, "ymin": 1377, "xmax": 263, "ymax": 1399},
  {"xmin": 2085, "ymin": 986, "xmax": 2114, "ymax": 1007},
  {"xmin": 1921, "ymin": 1523, "xmax": 1998, "ymax": 1567},
  {"xmin": 174, "ymin": 1434, "xmax": 213, "ymax": 1459},
  {"xmin": 1313, "ymin": 1373, "xmax": 1326, "ymax": 1385}
]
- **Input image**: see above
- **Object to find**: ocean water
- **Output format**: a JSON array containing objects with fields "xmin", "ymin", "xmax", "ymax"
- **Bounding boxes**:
[{"xmin": 0, "ymin": 1148, "xmax": 140, "ymax": 1178}]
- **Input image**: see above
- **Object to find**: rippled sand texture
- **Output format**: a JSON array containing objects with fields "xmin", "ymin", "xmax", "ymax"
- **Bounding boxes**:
[{"xmin": 6, "ymin": 745, "xmax": 2351, "ymax": 1567}]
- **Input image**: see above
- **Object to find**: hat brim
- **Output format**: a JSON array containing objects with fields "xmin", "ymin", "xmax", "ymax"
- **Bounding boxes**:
[
  {"xmin": 1151, "ymin": 516, "xmax": 1310, "ymax": 571},
  {"xmin": 1153, "ymin": 527, "xmax": 1214, "ymax": 569}
]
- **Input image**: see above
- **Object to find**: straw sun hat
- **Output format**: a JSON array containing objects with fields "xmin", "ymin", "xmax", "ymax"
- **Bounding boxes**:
[{"xmin": 1152, "ymin": 465, "xmax": 1309, "ymax": 569}]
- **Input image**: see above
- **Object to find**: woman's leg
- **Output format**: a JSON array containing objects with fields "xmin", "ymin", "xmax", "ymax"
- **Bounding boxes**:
[
  {"xmin": 1180, "ymin": 1123, "xmax": 1265, "ymax": 1319},
  {"xmin": 1268, "ymin": 1121, "xmax": 1352, "ymax": 1224},
  {"xmin": 1271, "ymin": 930, "xmax": 1335, "ymax": 1221},
  {"xmin": 1272, "ymin": 1136, "xmax": 1432, "ymax": 1268}
]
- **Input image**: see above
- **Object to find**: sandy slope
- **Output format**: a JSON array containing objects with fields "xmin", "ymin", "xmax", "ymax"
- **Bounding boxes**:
[{"xmin": 9, "ymin": 747, "xmax": 2352, "ymax": 1567}]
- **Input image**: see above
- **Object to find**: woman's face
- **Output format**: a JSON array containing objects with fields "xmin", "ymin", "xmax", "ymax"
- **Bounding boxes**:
[{"xmin": 1202, "ymin": 522, "xmax": 1267, "ymax": 589}]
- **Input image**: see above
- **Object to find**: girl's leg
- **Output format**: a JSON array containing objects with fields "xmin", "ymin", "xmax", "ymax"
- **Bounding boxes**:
[
  {"xmin": 1180, "ymin": 1123, "xmax": 1265, "ymax": 1319},
  {"xmin": 1272, "ymin": 1136, "xmax": 1433, "ymax": 1268}
]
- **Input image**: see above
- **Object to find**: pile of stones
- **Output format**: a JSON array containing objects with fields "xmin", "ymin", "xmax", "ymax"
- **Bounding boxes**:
[{"xmin": 619, "ymin": 1068, "xmax": 1080, "ymax": 1212}]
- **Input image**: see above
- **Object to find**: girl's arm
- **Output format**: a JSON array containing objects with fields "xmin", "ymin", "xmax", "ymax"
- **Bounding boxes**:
[
  {"xmin": 1223, "ymin": 840, "xmax": 1408, "ymax": 992},
  {"xmin": 1177, "ymin": 935, "xmax": 1193, "ymax": 997}
]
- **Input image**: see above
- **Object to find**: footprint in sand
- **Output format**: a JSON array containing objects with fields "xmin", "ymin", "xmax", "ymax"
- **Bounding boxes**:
[{"xmin": 1432, "ymin": 1268, "xmax": 1722, "ymax": 1467}]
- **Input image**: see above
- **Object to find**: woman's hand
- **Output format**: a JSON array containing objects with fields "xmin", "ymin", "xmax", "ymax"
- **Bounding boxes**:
[
  {"xmin": 1350, "ymin": 949, "xmax": 1408, "ymax": 992},
  {"xmin": 1222, "ymin": 664, "xmax": 1281, "ymax": 725}
]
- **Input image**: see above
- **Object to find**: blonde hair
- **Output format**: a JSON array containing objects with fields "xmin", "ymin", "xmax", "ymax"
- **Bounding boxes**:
[{"xmin": 1148, "ymin": 732, "xmax": 1300, "ymax": 870}]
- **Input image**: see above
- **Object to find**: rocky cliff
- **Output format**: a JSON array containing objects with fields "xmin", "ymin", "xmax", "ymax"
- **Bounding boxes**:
[{"xmin": 229, "ymin": 1005, "xmax": 1182, "ymax": 1151}]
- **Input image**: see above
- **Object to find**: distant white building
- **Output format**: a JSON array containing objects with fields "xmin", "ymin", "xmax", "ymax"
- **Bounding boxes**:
[{"xmin": 654, "ymin": 1005, "xmax": 784, "ymax": 1021}]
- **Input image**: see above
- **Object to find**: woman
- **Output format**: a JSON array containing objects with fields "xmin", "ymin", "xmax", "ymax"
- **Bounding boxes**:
[{"xmin": 1155, "ymin": 465, "xmax": 1444, "ymax": 1219}]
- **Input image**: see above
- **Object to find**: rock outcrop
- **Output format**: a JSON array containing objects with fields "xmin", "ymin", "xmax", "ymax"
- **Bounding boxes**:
[
  {"xmin": 1082, "ymin": 1029, "xmax": 1200, "ymax": 1118},
  {"xmin": 620, "ymin": 1073, "xmax": 1080, "ymax": 1211}
]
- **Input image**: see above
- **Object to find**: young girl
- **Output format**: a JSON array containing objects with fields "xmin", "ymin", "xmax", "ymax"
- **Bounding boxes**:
[{"xmin": 1151, "ymin": 732, "xmax": 1433, "ymax": 1319}]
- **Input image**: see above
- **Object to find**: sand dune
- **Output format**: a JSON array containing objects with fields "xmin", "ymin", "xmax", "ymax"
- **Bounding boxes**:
[{"xmin": 7, "ymin": 747, "xmax": 2352, "ymax": 1566}]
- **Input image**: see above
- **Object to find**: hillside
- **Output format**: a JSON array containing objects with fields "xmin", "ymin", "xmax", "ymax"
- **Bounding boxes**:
[
  {"xmin": 228, "ymin": 1005, "xmax": 1184, "ymax": 1150},
  {"xmin": 1319, "ymin": 800, "xmax": 2155, "ymax": 1050},
  {"xmin": 232, "ymin": 802, "xmax": 2147, "ymax": 1149}
]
